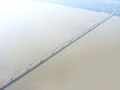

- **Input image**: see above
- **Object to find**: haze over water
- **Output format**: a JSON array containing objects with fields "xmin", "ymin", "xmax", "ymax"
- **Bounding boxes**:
[{"xmin": 0, "ymin": 0, "xmax": 120, "ymax": 90}]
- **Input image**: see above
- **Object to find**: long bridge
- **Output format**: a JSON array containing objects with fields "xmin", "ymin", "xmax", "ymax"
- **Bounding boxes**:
[{"xmin": 0, "ymin": 9, "xmax": 119, "ymax": 90}]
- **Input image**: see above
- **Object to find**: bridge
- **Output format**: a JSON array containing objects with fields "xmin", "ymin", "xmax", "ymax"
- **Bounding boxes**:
[{"xmin": 0, "ymin": 9, "xmax": 119, "ymax": 90}]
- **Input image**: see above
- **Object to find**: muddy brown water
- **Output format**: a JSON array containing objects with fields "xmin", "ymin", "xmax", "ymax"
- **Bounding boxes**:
[{"xmin": 0, "ymin": 1, "xmax": 120, "ymax": 90}]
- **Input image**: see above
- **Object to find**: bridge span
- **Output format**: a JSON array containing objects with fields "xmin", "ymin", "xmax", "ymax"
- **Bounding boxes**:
[{"xmin": 0, "ymin": 9, "xmax": 119, "ymax": 90}]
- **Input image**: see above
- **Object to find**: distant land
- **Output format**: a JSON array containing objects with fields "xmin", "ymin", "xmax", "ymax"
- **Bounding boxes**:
[{"xmin": 37, "ymin": 0, "xmax": 120, "ymax": 16}]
